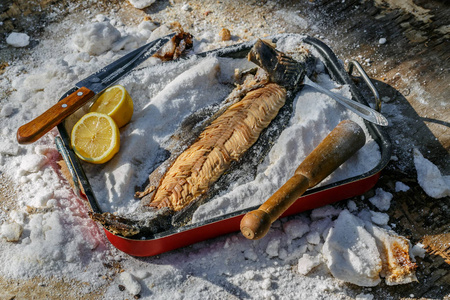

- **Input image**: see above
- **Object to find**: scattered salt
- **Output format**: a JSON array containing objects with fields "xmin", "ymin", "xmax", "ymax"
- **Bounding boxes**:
[
  {"xmin": 413, "ymin": 148, "xmax": 450, "ymax": 198},
  {"xmin": 368, "ymin": 188, "xmax": 393, "ymax": 211},
  {"xmin": 6, "ymin": 32, "xmax": 30, "ymax": 47}
]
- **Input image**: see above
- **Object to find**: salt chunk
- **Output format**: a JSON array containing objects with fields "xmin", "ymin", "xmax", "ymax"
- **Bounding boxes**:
[
  {"xmin": 20, "ymin": 154, "xmax": 47, "ymax": 173},
  {"xmin": 310, "ymin": 217, "xmax": 332, "ymax": 236},
  {"xmin": 6, "ymin": 32, "xmax": 30, "ymax": 47},
  {"xmin": 266, "ymin": 238, "xmax": 280, "ymax": 258},
  {"xmin": 119, "ymin": 272, "xmax": 141, "ymax": 295},
  {"xmin": 395, "ymin": 181, "xmax": 410, "ymax": 192},
  {"xmin": 379, "ymin": 38, "xmax": 387, "ymax": 45},
  {"xmin": 0, "ymin": 141, "xmax": 20, "ymax": 156},
  {"xmin": 182, "ymin": 4, "xmax": 191, "ymax": 11},
  {"xmin": 311, "ymin": 205, "xmax": 341, "ymax": 219},
  {"xmin": 297, "ymin": 253, "xmax": 322, "ymax": 275},
  {"xmin": 368, "ymin": 188, "xmax": 392, "ymax": 211},
  {"xmin": 413, "ymin": 148, "xmax": 450, "ymax": 198},
  {"xmin": 347, "ymin": 200, "xmax": 357, "ymax": 212},
  {"xmin": 283, "ymin": 219, "xmax": 309, "ymax": 240},
  {"xmin": 370, "ymin": 211, "xmax": 389, "ymax": 226},
  {"xmin": 9, "ymin": 210, "xmax": 26, "ymax": 225},
  {"xmin": 306, "ymin": 231, "xmax": 321, "ymax": 245},
  {"xmin": 72, "ymin": 21, "xmax": 121, "ymax": 55},
  {"xmin": 356, "ymin": 293, "xmax": 374, "ymax": 300},
  {"xmin": 148, "ymin": 24, "xmax": 172, "ymax": 42},
  {"xmin": 1, "ymin": 222, "xmax": 23, "ymax": 242},
  {"xmin": 128, "ymin": 0, "xmax": 156, "ymax": 9},
  {"xmin": 411, "ymin": 243, "xmax": 426, "ymax": 259},
  {"xmin": 322, "ymin": 210, "xmax": 382, "ymax": 287},
  {"xmin": 1, "ymin": 103, "xmax": 14, "ymax": 117}
]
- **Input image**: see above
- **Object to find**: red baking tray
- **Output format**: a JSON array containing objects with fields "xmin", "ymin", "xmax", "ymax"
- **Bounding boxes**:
[{"xmin": 55, "ymin": 35, "xmax": 391, "ymax": 257}]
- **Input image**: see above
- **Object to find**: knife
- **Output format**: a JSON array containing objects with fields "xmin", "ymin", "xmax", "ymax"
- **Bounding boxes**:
[{"xmin": 16, "ymin": 33, "xmax": 175, "ymax": 144}]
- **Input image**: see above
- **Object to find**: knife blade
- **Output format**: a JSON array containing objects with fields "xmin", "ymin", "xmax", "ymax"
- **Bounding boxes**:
[{"xmin": 16, "ymin": 33, "xmax": 175, "ymax": 144}]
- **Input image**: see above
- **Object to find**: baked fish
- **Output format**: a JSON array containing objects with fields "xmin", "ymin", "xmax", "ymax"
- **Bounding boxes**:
[{"xmin": 90, "ymin": 39, "xmax": 316, "ymax": 237}]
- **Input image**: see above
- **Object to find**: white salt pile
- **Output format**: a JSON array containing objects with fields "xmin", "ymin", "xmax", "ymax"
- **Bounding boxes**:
[{"xmin": 6, "ymin": 32, "xmax": 30, "ymax": 47}]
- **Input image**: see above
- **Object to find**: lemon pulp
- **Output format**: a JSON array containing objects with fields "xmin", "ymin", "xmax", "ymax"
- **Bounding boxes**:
[
  {"xmin": 89, "ymin": 85, "xmax": 134, "ymax": 128},
  {"xmin": 71, "ymin": 112, "xmax": 120, "ymax": 164}
]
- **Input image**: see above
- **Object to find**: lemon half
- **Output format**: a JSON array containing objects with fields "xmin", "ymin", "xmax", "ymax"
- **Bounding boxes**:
[
  {"xmin": 89, "ymin": 85, "xmax": 134, "ymax": 128},
  {"xmin": 71, "ymin": 112, "xmax": 120, "ymax": 164}
]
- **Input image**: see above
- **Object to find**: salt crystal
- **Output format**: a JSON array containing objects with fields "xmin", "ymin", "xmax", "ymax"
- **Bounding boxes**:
[
  {"xmin": 0, "ymin": 141, "xmax": 20, "ymax": 156},
  {"xmin": 20, "ymin": 154, "xmax": 47, "ymax": 173},
  {"xmin": 6, "ymin": 32, "xmax": 30, "ymax": 47},
  {"xmin": 133, "ymin": 269, "xmax": 150, "ymax": 279},
  {"xmin": 128, "ymin": 0, "xmax": 156, "ymax": 9},
  {"xmin": 322, "ymin": 210, "xmax": 382, "ymax": 287},
  {"xmin": 119, "ymin": 272, "xmax": 141, "ymax": 295},
  {"xmin": 243, "ymin": 270, "xmax": 256, "ymax": 280},
  {"xmin": 9, "ymin": 210, "xmax": 26, "ymax": 225},
  {"xmin": 1, "ymin": 104, "xmax": 14, "ymax": 117},
  {"xmin": 72, "ymin": 21, "xmax": 121, "ymax": 55},
  {"xmin": 266, "ymin": 238, "xmax": 281, "ymax": 258},
  {"xmin": 378, "ymin": 38, "xmax": 387, "ymax": 45},
  {"xmin": 414, "ymin": 148, "xmax": 450, "ymax": 198},
  {"xmin": 370, "ymin": 211, "xmax": 389, "ymax": 226},
  {"xmin": 368, "ymin": 188, "xmax": 392, "ymax": 211},
  {"xmin": 182, "ymin": 4, "xmax": 191, "ymax": 11},
  {"xmin": 306, "ymin": 231, "xmax": 321, "ymax": 245},
  {"xmin": 411, "ymin": 243, "xmax": 426, "ymax": 258},
  {"xmin": 297, "ymin": 253, "xmax": 322, "ymax": 275},
  {"xmin": 1, "ymin": 222, "xmax": 23, "ymax": 242}
]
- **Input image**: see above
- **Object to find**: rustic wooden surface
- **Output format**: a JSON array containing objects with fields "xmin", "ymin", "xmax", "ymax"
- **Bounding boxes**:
[{"xmin": 1, "ymin": 0, "xmax": 449, "ymax": 299}]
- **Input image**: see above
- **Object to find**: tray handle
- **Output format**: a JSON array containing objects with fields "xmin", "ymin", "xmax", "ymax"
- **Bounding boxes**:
[
  {"xmin": 347, "ymin": 60, "xmax": 381, "ymax": 112},
  {"xmin": 55, "ymin": 136, "xmax": 83, "ymax": 198}
]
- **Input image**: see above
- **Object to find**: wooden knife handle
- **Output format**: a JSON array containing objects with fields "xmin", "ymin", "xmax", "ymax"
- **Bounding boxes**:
[
  {"xmin": 17, "ymin": 87, "xmax": 95, "ymax": 144},
  {"xmin": 240, "ymin": 120, "xmax": 366, "ymax": 240}
]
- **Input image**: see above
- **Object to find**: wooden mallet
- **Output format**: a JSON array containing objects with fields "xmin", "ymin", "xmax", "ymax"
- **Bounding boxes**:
[{"xmin": 240, "ymin": 120, "xmax": 366, "ymax": 240}]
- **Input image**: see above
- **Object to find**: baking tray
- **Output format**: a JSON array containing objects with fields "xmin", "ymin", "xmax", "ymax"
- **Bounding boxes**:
[{"xmin": 55, "ymin": 35, "xmax": 391, "ymax": 257}]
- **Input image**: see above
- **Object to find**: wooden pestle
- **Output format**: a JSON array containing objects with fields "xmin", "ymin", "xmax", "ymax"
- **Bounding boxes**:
[{"xmin": 240, "ymin": 120, "xmax": 366, "ymax": 240}]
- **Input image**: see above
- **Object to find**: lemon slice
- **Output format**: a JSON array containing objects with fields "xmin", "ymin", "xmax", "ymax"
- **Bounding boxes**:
[
  {"xmin": 71, "ymin": 112, "xmax": 120, "ymax": 164},
  {"xmin": 89, "ymin": 85, "xmax": 134, "ymax": 128}
]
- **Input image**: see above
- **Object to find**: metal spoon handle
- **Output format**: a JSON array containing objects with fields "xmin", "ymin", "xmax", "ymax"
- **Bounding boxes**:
[{"xmin": 303, "ymin": 76, "xmax": 388, "ymax": 126}]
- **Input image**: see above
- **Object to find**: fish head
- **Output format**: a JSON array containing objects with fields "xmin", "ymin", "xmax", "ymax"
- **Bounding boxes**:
[{"xmin": 248, "ymin": 39, "xmax": 306, "ymax": 90}]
